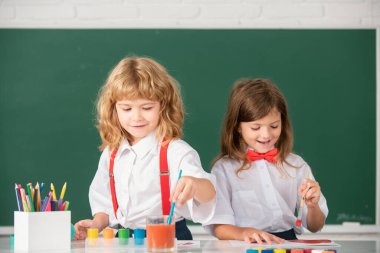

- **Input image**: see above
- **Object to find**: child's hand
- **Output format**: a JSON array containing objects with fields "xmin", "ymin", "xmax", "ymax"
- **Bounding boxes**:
[
  {"xmin": 74, "ymin": 219, "xmax": 96, "ymax": 240},
  {"xmin": 299, "ymin": 179, "xmax": 321, "ymax": 207},
  {"xmin": 242, "ymin": 228, "xmax": 284, "ymax": 244},
  {"xmin": 170, "ymin": 176, "xmax": 197, "ymax": 207}
]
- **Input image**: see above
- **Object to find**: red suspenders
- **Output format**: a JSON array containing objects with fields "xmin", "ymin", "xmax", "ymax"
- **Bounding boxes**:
[
  {"xmin": 109, "ymin": 142, "xmax": 171, "ymax": 219},
  {"xmin": 159, "ymin": 141, "xmax": 170, "ymax": 215},
  {"xmin": 109, "ymin": 149, "xmax": 119, "ymax": 217}
]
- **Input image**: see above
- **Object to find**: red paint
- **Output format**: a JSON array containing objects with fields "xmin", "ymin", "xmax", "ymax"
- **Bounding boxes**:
[{"xmin": 288, "ymin": 239, "xmax": 332, "ymax": 244}]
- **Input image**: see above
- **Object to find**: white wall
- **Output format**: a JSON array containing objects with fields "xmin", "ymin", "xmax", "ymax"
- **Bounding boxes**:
[{"xmin": 0, "ymin": 0, "xmax": 379, "ymax": 28}]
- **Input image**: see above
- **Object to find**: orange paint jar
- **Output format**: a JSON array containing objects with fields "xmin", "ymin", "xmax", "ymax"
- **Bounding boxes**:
[{"xmin": 146, "ymin": 216, "xmax": 175, "ymax": 252}]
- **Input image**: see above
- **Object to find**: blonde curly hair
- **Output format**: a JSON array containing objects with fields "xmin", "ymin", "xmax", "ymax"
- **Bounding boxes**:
[{"xmin": 96, "ymin": 56, "xmax": 184, "ymax": 151}]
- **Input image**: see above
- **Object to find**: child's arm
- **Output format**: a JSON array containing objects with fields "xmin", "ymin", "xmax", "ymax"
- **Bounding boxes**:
[
  {"xmin": 306, "ymin": 203, "xmax": 325, "ymax": 232},
  {"xmin": 299, "ymin": 179, "xmax": 325, "ymax": 232},
  {"xmin": 74, "ymin": 212, "xmax": 109, "ymax": 240},
  {"xmin": 214, "ymin": 224, "xmax": 284, "ymax": 244},
  {"xmin": 170, "ymin": 176, "xmax": 215, "ymax": 206}
]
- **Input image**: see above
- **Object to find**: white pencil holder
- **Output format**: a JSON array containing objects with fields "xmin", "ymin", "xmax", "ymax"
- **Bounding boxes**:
[{"xmin": 14, "ymin": 211, "xmax": 71, "ymax": 251}]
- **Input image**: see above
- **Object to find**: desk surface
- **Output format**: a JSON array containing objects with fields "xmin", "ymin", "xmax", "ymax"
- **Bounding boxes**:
[{"xmin": 1, "ymin": 238, "xmax": 379, "ymax": 253}]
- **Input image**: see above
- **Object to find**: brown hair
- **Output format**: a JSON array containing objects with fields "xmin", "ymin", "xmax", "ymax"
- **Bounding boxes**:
[
  {"xmin": 96, "ymin": 56, "xmax": 184, "ymax": 151},
  {"xmin": 215, "ymin": 78, "xmax": 294, "ymax": 173}
]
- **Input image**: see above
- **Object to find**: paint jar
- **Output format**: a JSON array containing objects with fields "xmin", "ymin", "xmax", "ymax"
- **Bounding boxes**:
[
  {"xmin": 102, "ymin": 228, "xmax": 114, "ymax": 246},
  {"xmin": 118, "ymin": 228, "xmax": 129, "ymax": 245},
  {"xmin": 146, "ymin": 215, "xmax": 175, "ymax": 252},
  {"xmin": 134, "ymin": 228, "xmax": 146, "ymax": 245}
]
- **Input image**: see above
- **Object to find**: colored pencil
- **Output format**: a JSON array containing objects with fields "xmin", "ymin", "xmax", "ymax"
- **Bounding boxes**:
[
  {"xmin": 64, "ymin": 201, "xmax": 70, "ymax": 211},
  {"xmin": 15, "ymin": 184, "xmax": 23, "ymax": 211},
  {"xmin": 20, "ymin": 188, "xmax": 28, "ymax": 212},
  {"xmin": 26, "ymin": 185, "xmax": 35, "ymax": 212},
  {"xmin": 42, "ymin": 191, "xmax": 52, "ymax": 211},
  {"xmin": 35, "ymin": 183, "xmax": 41, "ymax": 211},
  {"xmin": 58, "ymin": 182, "xmax": 67, "ymax": 208},
  {"xmin": 51, "ymin": 183, "xmax": 57, "ymax": 201},
  {"xmin": 40, "ymin": 182, "xmax": 44, "ymax": 197}
]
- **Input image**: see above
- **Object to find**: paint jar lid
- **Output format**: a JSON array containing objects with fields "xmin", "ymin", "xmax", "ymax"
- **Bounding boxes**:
[
  {"xmin": 103, "ymin": 228, "xmax": 114, "ymax": 239},
  {"xmin": 247, "ymin": 248, "xmax": 263, "ymax": 253},
  {"xmin": 87, "ymin": 228, "xmax": 99, "ymax": 239},
  {"xmin": 118, "ymin": 228, "xmax": 129, "ymax": 239},
  {"xmin": 274, "ymin": 249, "xmax": 287, "ymax": 253}
]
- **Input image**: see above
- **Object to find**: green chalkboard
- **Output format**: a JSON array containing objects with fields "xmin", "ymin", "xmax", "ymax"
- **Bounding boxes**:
[{"xmin": 0, "ymin": 29, "xmax": 376, "ymax": 226}]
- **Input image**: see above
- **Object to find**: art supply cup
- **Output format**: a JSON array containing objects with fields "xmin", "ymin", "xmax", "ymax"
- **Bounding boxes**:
[
  {"xmin": 86, "ymin": 228, "xmax": 99, "ymax": 247},
  {"xmin": 102, "ymin": 228, "xmax": 114, "ymax": 246},
  {"xmin": 134, "ymin": 228, "xmax": 146, "ymax": 245},
  {"xmin": 146, "ymin": 215, "xmax": 175, "ymax": 252},
  {"xmin": 118, "ymin": 228, "xmax": 129, "ymax": 245},
  {"xmin": 14, "ymin": 211, "xmax": 71, "ymax": 251}
]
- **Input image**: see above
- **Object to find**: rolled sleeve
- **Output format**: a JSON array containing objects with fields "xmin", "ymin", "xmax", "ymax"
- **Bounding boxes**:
[
  {"xmin": 89, "ymin": 148, "xmax": 117, "ymax": 226},
  {"xmin": 185, "ymin": 172, "xmax": 217, "ymax": 224},
  {"xmin": 203, "ymin": 161, "xmax": 236, "ymax": 236},
  {"xmin": 168, "ymin": 140, "xmax": 217, "ymax": 224}
]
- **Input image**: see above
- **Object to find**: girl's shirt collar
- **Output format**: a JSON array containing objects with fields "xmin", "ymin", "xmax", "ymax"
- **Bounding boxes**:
[{"xmin": 246, "ymin": 146, "xmax": 276, "ymax": 154}]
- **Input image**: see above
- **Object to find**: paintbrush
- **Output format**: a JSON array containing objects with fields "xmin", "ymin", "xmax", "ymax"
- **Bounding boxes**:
[{"xmin": 296, "ymin": 170, "xmax": 311, "ymax": 227}]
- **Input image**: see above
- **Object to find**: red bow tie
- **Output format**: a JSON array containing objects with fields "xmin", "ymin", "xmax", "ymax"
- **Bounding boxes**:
[{"xmin": 246, "ymin": 148, "xmax": 278, "ymax": 163}]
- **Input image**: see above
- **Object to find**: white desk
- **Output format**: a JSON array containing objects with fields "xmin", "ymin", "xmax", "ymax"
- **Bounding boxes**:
[{"xmin": 0, "ymin": 238, "xmax": 379, "ymax": 252}]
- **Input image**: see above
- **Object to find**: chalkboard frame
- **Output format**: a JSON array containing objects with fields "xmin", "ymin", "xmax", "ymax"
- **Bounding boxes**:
[{"xmin": 0, "ymin": 28, "xmax": 377, "ymax": 227}]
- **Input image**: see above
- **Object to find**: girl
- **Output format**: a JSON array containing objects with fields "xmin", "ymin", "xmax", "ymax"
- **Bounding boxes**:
[
  {"xmin": 204, "ymin": 78, "xmax": 328, "ymax": 244},
  {"xmin": 74, "ymin": 56, "xmax": 216, "ymax": 240}
]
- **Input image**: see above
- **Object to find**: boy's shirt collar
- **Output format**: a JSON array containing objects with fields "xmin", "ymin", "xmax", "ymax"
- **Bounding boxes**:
[{"xmin": 118, "ymin": 132, "xmax": 159, "ymax": 159}]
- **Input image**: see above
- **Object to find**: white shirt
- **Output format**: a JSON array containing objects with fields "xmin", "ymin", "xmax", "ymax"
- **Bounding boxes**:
[
  {"xmin": 89, "ymin": 132, "xmax": 216, "ymax": 229},
  {"xmin": 203, "ymin": 153, "xmax": 328, "ymax": 235}
]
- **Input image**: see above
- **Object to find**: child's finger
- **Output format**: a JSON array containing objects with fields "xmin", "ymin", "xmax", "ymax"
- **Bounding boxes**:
[
  {"xmin": 176, "ymin": 183, "xmax": 193, "ymax": 206},
  {"xmin": 270, "ymin": 234, "xmax": 284, "ymax": 244},
  {"xmin": 74, "ymin": 222, "xmax": 83, "ymax": 235},
  {"xmin": 305, "ymin": 183, "xmax": 320, "ymax": 199},
  {"xmin": 252, "ymin": 233, "xmax": 263, "ymax": 244},
  {"xmin": 260, "ymin": 233, "xmax": 272, "ymax": 244},
  {"xmin": 74, "ymin": 219, "xmax": 93, "ymax": 239},
  {"xmin": 302, "ymin": 187, "xmax": 310, "ymax": 198},
  {"xmin": 244, "ymin": 236, "xmax": 252, "ymax": 244},
  {"xmin": 300, "ymin": 182, "xmax": 313, "ymax": 198},
  {"xmin": 307, "ymin": 190, "xmax": 321, "ymax": 204},
  {"xmin": 74, "ymin": 229, "xmax": 86, "ymax": 240},
  {"xmin": 298, "ymin": 180, "xmax": 309, "ymax": 194},
  {"xmin": 171, "ymin": 180, "xmax": 185, "ymax": 202},
  {"xmin": 305, "ymin": 186, "xmax": 316, "ymax": 198},
  {"xmin": 81, "ymin": 219, "xmax": 94, "ymax": 228},
  {"xmin": 79, "ymin": 231, "xmax": 86, "ymax": 240}
]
